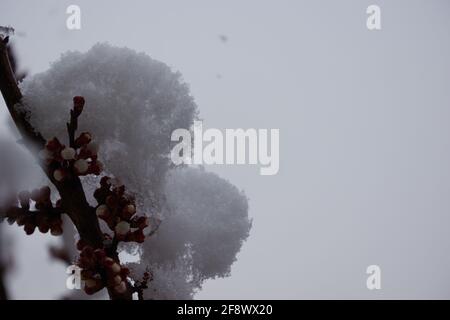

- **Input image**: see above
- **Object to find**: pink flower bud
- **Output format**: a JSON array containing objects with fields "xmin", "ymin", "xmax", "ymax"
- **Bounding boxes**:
[
  {"xmin": 110, "ymin": 263, "xmax": 121, "ymax": 274},
  {"xmin": 45, "ymin": 138, "xmax": 63, "ymax": 152},
  {"xmin": 75, "ymin": 132, "xmax": 92, "ymax": 147},
  {"xmin": 96, "ymin": 204, "xmax": 109, "ymax": 218},
  {"xmin": 53, "ymin": 169, "xmax": 66, "ymax": 182},
  {"xmin": 122, "ymin": 204, "xmax": 136, "ymax": 220},
  {"xmin": 73, "ymin": 96, "xmax": 85, "ymax": 115}
]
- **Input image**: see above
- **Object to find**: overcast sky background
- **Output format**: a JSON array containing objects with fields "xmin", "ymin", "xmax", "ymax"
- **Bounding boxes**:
[{"xmin": 2, "ymin": 0, "xmax": 450, "ymax": 299}]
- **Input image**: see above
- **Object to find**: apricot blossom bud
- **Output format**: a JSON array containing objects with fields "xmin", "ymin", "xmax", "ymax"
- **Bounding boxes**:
[{"xmin": 61, "ymin": 147, "xmax": 76, "ymax": 160}]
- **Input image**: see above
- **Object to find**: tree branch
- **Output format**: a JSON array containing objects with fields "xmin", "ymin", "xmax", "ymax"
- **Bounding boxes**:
[{"xmin": 0, "ymin": 35, "xmax": 133, "ymax": 300}]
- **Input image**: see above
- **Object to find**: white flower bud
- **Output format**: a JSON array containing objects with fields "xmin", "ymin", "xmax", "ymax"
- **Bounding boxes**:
[
  {"xmin": 86, "ymin": 141, "xmax": 99, "ymax": 154},
  {"xmin": 61, "ymin": 147, "xmax": 76, "ymax": 160},
  {"xmin": 115, "ymin": 221, "xmax": 130, "ymax": 236},
  {"xmin": 74, "ymin": 159, "xmax": 89, "ymax": 174}
]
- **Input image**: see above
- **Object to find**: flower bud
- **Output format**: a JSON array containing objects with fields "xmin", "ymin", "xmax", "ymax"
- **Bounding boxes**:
[
  {"xmin": 133, "ymin": 229, "xmax": 146, "ymax": 243},
  {"xmin": 110, "ymin": 262, "xmax": 121, "ymax": 274},
  {"xmin": 96, "ymin": 204, "xmax": 109, "ymax": 218},
  {"xmin": 115, "ymin": 221, "xmax": 130, "ymax": 236},
  {"xmin": 76, "ymin": 239, "xmax": 87, "ymax": 251},
  {"xmin": 45, "ymin": 138, "xmax": 63, "ymax": 152},
  {"xmin": 50, "ymin": 225, "xmax": 63, "ymax": 236},
  {"xmin": 86, "ymin": 141, "xmax": 99, "ymax": 155},
  {"xmin": 103, "ymin": 257, "xmax": 114, "ymax": 267},
  {"xmin": 61, "ymin": 147, "xmax": 76, "ymax": 160},
  {"xmin": 74, "ymin": 159, "xmax": 89, "ymax": 174},
  {"xmin": 73, "ymin": 96, "xmax": 85, "ymax": 115},
  {"xmin": 18, "ymin": 191, "xmax": 31, "ymax": 208},
  {"xmin": 89, "ymin": 161, "xmax": 103, "ymax": 175},
  {"xmin": 106, "ymin": 195, "xmax": 118, "ymax": 209},
  {"xmin": 75, "ymin": 132, "xmax": 92, "ymax": 147},
  {"xmin": 121, "ymin": 204, "xmax": 136, "ymax": 219},
  {"xmin": 24, "ymin": 223, "xmax": 36, "ymax": 235},
  {"xmin": 53, "ymin": 169, "xmax": 66, "ymax": 182},
  {"xmin": 114, "ymin": 281, "xmax": 127, "ymax": 294}
]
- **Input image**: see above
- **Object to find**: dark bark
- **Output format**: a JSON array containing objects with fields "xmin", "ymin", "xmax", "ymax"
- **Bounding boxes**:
[{"xmin": 0, "ymin": 266, "xmax": 8, "ymax": 300}]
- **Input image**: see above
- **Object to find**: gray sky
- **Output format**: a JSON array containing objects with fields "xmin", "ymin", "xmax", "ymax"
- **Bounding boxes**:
[{"xmin": 2, "ymin": 0, "xmax": 450, "ymax": 299}]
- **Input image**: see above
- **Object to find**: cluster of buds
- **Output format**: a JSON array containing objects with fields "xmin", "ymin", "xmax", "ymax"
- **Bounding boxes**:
[
  {"xmin": 40, "ymin": 136, "xmax": 102, "ymax": 182},
  {"xmin": 5, "ymin": 186, "xmax": 63, "ymax": 236},
  {"xmin": 38, "ymin": 96, "xmax": 103, "ymax": 182},
  {"xmin": 94, "ymin": 177, "xmax": 149, "ymax": 243},
  {"xmin": 76, "ymin": 241, "xmax": 129, "ymax": 295}
]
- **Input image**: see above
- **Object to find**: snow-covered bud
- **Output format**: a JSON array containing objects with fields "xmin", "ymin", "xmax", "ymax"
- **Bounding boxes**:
[
  {"xmin": 61, "ymin": 147, "xmax": 76, "ymax": 160},
  {"xmin": 74, "ymin": 159, "xmax": 89, "ymax": 174},
  {"xmin": 53, "ymin": 168, "xmax": 66, "ymax": 182},
  {"xmin": 115, "ymin": 221, "xmax": 130, "ymax": 236},
  {"xmin": 96, "ymin": 204, "xmax": 109, "ymax": 218}
]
